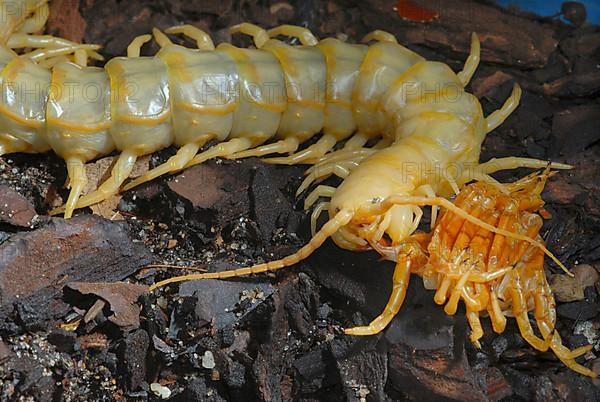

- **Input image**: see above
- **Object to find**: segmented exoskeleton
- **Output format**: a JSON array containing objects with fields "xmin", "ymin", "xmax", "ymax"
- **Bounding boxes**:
[
  {"xmin": 0, "ymin": 0, "xmax": 102, "ymax": 159},
  {"xmin": 1, "ymin": 16, "xmax": 487, "ymax": 219},
  {"xmin": 0, "ymin": 2, "xmax": 594, "ymax": 377}
]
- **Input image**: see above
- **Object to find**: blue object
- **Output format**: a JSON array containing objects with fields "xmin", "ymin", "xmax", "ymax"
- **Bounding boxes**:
[{"xmin": 496, "ymin": 0, "xmax": 600, "ymax": 24}]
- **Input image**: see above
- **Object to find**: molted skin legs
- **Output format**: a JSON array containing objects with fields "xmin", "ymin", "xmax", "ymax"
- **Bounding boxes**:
[
  {"xmin": 344, "ymin": 241, "xmax": 425, "ymax": 335},
  {"xmin": 342, "ymin": 177, "xmax": 595, "ymax": 376}
]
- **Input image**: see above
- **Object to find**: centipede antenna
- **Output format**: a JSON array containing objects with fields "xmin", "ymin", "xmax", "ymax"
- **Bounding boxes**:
[
  {"xmin": 127, "ymin": 34, "xmax": 152, "ymax": 57},
  {"xmin": 149, "ymin": 209, "xmax": 354, "ymax": 290},
  {"xmin": 476, "ymin": 156, "xmax": 572, "ymax": 174},
  {"xmin": 230, "ymin": 23, "xmax": 270, "ymax": 48},
  {"xmin": 485, "ymin": 83, "xmax": 521, "ymax": 133},
  {"xmin": 370, "ymin": 195, "xmax": 574, "ymax": 276},
  {"xmin": 165, "ymin": 25, "xmax": 215, "ymax": 50},
  {"xmin": 457, "ymin": 33, "xmax": 480, "ymax": 87},
  {"xmin": 361, "ymin": 30, "xmax": 398, "ymax": 43}
]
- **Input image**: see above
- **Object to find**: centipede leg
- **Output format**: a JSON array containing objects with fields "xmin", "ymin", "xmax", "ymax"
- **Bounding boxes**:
[
  {"xmin": 548, "ymin": 331, "xmax": 596, "ymax": 377},
  {"xmin": 362, "ymin": 30, "xmax": 398, "ymax": 43},
  {"xmin": 8, "ymin": 33, "xmax": 103, "ymax": 65},
  {"xmin": 18, "ymin": 2, "xmax": 49, "ymax": 34},
  {"xmin": 0, "ymin": 135, "xmax": 30, "ymax": 155},
  {"xmin": 341, "ymin": 133, "xmax": 370, "ymax": 151},
  {"xmin": 415, "ymin": 184, "xmax": 439, "ymax": 228},
  {"xmin": 509, "ymin": 270, "xmax": 549, "ymax": 352},
  {"xmin": 310, "ymin": 202, "xmax": 329, "ymax": 236},
  {"xmin": 485, "ymin": 84, "xmax": 521, "ymax": 133},
  {"xmin": 122, "ymin": 142, "xmax": 203, "ymax": 192},
  {"xmin": 267, "ymin": 25, "xmax": 318, "ymax": 45},
  {"xmin": 344, "ymin": 250, "xmax": 414, "ymax": 336},
  {"xmin": 263, "ymin": 134, "xmax": 339, "ymax": 165},
  {"xmin": 184, "ymin": 138, "xmax": 255, "ymax": 169},
  {"xmin": 466, "ymin": 306, "xmax": 484, "ymax": 347},
  {"xmin": 457, "ymin": 33, "xmax": 480, "ymax": 87},
  {"xmin": 127, "ymin": 34, "xmax": 152, "ymax": 57},
  {"xmin": 304, "ymin": 185, "xmax": 336, "ymax": 209},
  {"xmin": 165, "ymin": 25, "xmax": 215, "ymax": 49},
  {"xmin": 296, "ymin": 161, "xmax": 355, "ymax": 196},
  {"xmin": 8, "ymin": 33, "xmax": 85, "ymax": 50},
  {"xmin": 25, "ymin": 44, "xmax": 102, "ymax": 63},
  {"xmin": 298, "ymin": 150, "xmax": 374, "ymax": 195},
  {"xmin": 63, "ymin": 157, "xmax": 87, "ymax": 219},
  {"xmin": 228, "ymin": 137, "xmax": 300, "ymax": 159},
  {"xmin": 230, "ymin": 23, "xmax": 269, "ymax": 48},
  {"xmin": 309, "ymin": 149, "xmax": 375, "ymax": 173},
  {"xmin": 488, "ymin": 289, "xmax": 507, "ymax": 333},
  {"xmin": 372, "ymin": 137, "xmax": 393, "ymax": 150},
  {"xmin": 50, "ymin": 150, "xmax": 138, "ymax": 215}
]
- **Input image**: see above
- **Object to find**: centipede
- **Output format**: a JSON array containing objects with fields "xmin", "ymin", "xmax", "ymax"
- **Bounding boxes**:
[{"xmin": 0, "ymin": 0, "xmax": 595, "ymax": 377}]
